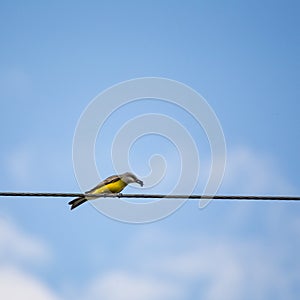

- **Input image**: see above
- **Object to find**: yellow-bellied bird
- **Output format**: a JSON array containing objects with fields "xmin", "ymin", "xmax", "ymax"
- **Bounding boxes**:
[{"xmin": 69, "ymin": 172, "xmax": 143, "ymax": 210}]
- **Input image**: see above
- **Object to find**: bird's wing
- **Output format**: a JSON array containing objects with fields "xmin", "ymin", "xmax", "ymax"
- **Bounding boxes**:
[{"xmin": 87, "ymin": 175, "xmax": 121, "ymax": 193}]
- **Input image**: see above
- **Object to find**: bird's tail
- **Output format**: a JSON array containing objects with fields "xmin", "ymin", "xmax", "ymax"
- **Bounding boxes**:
[{"xmin": 68, "ymin": 197, "xmax": 87, "ymax": 210}]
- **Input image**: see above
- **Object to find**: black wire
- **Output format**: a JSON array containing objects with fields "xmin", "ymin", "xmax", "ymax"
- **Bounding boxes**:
[{"xmin": 0, "ymin": 192, "xmax": 300, "ymax": 201}]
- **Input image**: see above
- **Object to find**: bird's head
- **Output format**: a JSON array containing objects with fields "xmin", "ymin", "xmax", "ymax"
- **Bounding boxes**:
[{"xmin": 121, "ymin": 172, "xmax": 143, "ymax": 187}]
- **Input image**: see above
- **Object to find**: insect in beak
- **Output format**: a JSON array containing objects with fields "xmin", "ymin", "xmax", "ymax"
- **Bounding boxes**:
[{"xmin": 136, "ymin": 179, "xmax": 143, "ymax": 187}]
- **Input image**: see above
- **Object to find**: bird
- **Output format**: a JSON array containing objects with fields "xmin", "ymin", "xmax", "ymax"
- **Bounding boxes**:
[{"xmin": 68, "ymin": 172, "xmax": 143, "ymax": 210}]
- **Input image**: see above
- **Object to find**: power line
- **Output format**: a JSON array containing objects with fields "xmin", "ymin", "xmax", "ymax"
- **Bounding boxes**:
[{"xmin": 0, "ymin": 192, "xmax": 300, "ymax": 201}]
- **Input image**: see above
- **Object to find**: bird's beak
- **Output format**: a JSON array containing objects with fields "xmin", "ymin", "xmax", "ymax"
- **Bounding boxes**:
[{"xmin": 136, "ymin": 179, "xmax": 143, "ymax": 187}]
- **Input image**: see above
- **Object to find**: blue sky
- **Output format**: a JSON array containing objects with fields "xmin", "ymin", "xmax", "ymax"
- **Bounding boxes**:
[{"xmin": 0, "ymin": 1, "xmax": 299, "ymax": 299}]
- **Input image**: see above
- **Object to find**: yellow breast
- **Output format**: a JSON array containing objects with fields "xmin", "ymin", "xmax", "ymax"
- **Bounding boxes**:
[{"xmin": 93, "ymin": 179, "xmax": 127, "ymax": 194}]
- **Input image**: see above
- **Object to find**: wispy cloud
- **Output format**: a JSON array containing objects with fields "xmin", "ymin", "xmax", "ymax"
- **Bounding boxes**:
[
  {"xmin": 157, "ymin": 237, "xmax": 295, "ymax": 300},
  {"xmin": 4, "ymin": 145, "xmax": 35, "ymax": 187},
  {"xmin": 0, "ymin": 217, "xmax": 60, "ymax": 300},
  {"xmin": 220, "ymin": 145, "xmax": 295, "ymax": 194},
  {"xmin": 106, "ymin": 226, "xmax": 300, "ymax": 300},
  {"xmin": 85, "ymin": 270, "xmax": 181, "ymax": 300},
  {"xmin": 131, "ymin": 144, "xmax": 296, "ymax": 197},
  {"xmin": 0, "ymin": 266, "xmax": 60, "ymax": 300},
  {"xmin": 0, "ymin": 217, "xmax": 50, "ymax": 264}
]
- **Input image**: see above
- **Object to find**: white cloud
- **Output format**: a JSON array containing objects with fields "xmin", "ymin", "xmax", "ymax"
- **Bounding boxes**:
[
  {"xmin": 0, "ymin": 266, "xmax": 60, "ymax": 300},
  {"xmin": 135, "ymin": 144, "xmax": 296, "ymax": 198},
  {"xmin": 158, "ymin": 238, "xmax": 292, "ymax": 300},
  {"xmin": 112, "ymin": 223, "xmax": 300, "ymax": 300},
  {"xmin": 85, "ymin": 270, "xmax": 181, "ymax": 300},
  {"xmin": 0, "ymin": 217, "xmax": 50, "ymax": 264},
  {"xmin": 81, "ymin": 233, "xmax": 298, "ymax": 300},
  {"xmin": 221, "ymin": 146, "xmax": 295, "ymax": 194},
  {"xmin": 5, "ymin": 145, "xmax": 35, "ymax": 186},
  {"xmin": 0, "ymin": 217, "xmax": 60, "ymax": 300}
]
